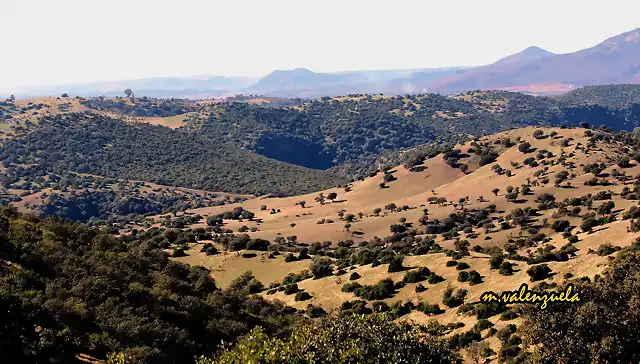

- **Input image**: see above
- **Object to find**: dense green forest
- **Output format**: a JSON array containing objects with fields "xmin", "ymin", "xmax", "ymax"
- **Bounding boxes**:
[
  {"xmin": 38, "ymin": 188, "xmax": 243, "ymax": 223},
  {"xmin": 0, "ymin": 113, "xmax": 346, "ymax": 196},
  {"xmin": 557, "ymin": 84, "xmax": 640, "ymax": 107},
  {"xmin": 0, "ymin": 207, "xmax": 303, "ymax": 363},
  {"xmin": 180, "ymin": 89, "xmax": 640, "ymax": 177}
]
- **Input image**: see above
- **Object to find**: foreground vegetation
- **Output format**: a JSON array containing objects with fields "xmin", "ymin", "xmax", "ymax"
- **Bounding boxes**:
[
  {"xmin": 4, "ymin": 197, "xmax": 640, "ymax": 363},
  {"xmin": 199, "ymin": 313, "xmax": 458, "ymax": 364},
  {"xmin": 0, "ymin": 207, "xmax": 301, "ymax": 363}
]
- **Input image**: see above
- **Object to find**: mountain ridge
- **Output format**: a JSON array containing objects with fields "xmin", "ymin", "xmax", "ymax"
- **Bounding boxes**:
[
  {"xmin": 429, "ymin": 28, "xmax": 640, "ymax": 93},
  {"xmin": 493, "ymin": 46, "xmax": 555, "ymax": 65}
]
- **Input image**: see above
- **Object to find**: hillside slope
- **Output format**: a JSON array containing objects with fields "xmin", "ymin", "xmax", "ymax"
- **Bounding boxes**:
[
  {"xmin": 169, "ymin": 125, "xmax": 640, "ymax": 362},
  {"xmin": 3, "ymin": 88, "xmax": 640, "ymax": 223},
  {"xmin": 181, "ymin": 90, "xmax": 640, "ymax": 176},
  {"xmin": 557, "ymin": 84, "xmax": 640, "ymax": 106},
  {"xmin": 173, "ymin": 126, "xmax": 634, "ymax": 248},
  {"xmin": 0, "ymin": 113, "xmax": 347, "ymax": 197},
  {"xmin": 6, "ymin": 124, "xmax": 640, "ymax": 363}
]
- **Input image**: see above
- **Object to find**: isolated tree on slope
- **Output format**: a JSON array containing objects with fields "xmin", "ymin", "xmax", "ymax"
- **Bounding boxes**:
[{"xmin": 124, "ymin": 89, "xmax": 135, "ymax": 102}]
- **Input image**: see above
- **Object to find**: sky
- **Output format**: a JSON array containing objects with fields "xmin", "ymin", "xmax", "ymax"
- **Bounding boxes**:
[{"xmin": 1, "ymin": 0, "xmax": 639, "ymax": 91}]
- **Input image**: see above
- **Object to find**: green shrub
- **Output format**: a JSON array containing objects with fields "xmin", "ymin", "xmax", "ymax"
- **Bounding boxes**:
[
  {"xmin": 467, "ymin": 270, "xmax": 483, "ymax": 285},
  {"xmin": 427, "ymin": 272, "xmax": 446, "ymax": 284},
  {"xmin": 417, "ymin": 302, "xmax": 444, "ymax": 315},
  {"xmin": 442, "ymin": 287, "xmax": 467, "ymax": 308},
  {"xmin": 527, "ymin": 264, "xmax": 553, "ymax": 281},
  {"xmin": 295, "ymin": 291, "xmax": 312, "ymax": 301},
  {"xmin": 204, "ymin": 313, "xmax": 459, "ymax": 363},
  {"xmin": 489, "ymin": 255, "xmax": 504, "ymax": 269},
  {"xmin": 284, "ymin": 283, "xmax": 300, "ymax": 295},
  {"xmin": 388, "ymin": 255, "xmax": 405, "ymax": 272},
  {"xmin": 403, "ymin": 267, "xmax": 431, "ymax": 283},
  {"xmin": 474, "ymin": 319, "xmax": 494, "ymax": 331},
  {"xmin": 499, "ymin": 261, "xmax": 514, "ymax": 275},
  {"xmin": 596, "ymin": 243, "xmax": 621, "ymax": 256}
]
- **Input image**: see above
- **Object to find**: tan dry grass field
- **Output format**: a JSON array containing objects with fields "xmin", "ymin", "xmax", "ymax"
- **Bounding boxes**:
[{"xmin": 168, "ymin": 125, "xmax": 640, "ymax": 360}]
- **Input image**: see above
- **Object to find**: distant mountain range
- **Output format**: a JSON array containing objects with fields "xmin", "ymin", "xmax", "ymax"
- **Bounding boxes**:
[
  {"xmin": 7, "ymin": 28, "xmax": 640, "ymax": 99},
  {"xmin": 428, "ymin": 28, "xmax": 640, "ymax": 94},
  {"xmin": 6, "ymin": 76, "xmax": 258, "ymax": 99}
]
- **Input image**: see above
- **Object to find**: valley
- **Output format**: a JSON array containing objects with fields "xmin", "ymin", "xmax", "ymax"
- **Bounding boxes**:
[
  {"xmin": 4, "ymin": 3, "xmax": 640, "ymax": 362},
  {"xmin": 3, "ymin": 85, "xmax": 640, "ymax": 363}
]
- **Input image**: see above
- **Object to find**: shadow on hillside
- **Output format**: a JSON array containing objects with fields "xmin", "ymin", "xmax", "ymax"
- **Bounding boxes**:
[
  {"xmin": 590, "ymin": 226, "xmax": 610, "ymax": 234},
  {"xmin": 396, "ymin": 265, "xmax": 417, "ymax": 272}
]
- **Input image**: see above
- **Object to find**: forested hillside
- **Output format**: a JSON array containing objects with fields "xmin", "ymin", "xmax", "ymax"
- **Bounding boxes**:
[
  {"xmin": 0, "ymin": 207, "xmax": 304, "ymax": 363},
  {"xmin": 557, "ymin": 84, "xmax": 640, "ymax": 107},
  {"xmin": 2, "ymin": 86, "xmax": 640, "ymax": 223},
  {"xmin": 181, "ymin": 90, "xmax": 640, "ymax": 176},
  {"xmin": 0, "ymin": 113, "xmax": 346, "ymax": 196},
  {"xmin": 5, "ymin": 122, "xmax": 640, "ymax": 363}
]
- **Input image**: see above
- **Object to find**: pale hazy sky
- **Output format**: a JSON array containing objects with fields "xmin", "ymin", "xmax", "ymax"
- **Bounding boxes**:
[{"xmin": 1, "ymin": 0, "xmax": 639, "ymax": 91}]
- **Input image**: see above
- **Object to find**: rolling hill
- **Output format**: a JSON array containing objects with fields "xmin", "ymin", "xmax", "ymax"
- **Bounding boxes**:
[
  {"xmin": 181, "ymin": 88, "xmax": 640, "ymax": 177},
  {"xmin": 0, "ymin": 108, "xmax": 347, "ymax": 222},
  {"xmin": 164, "ymin": 124, "xmax": 640, "ymax": 362},
  {"xmin": 3, "ymin": 86, "xmax": 640, "ymax": 224},
  {"xmin": 556, "ymin": 84, "xmax": 640, "ymax": 106},
  {"xmin": 5, "ymin": 91, "xmax": 640, "ymax": 363}
]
